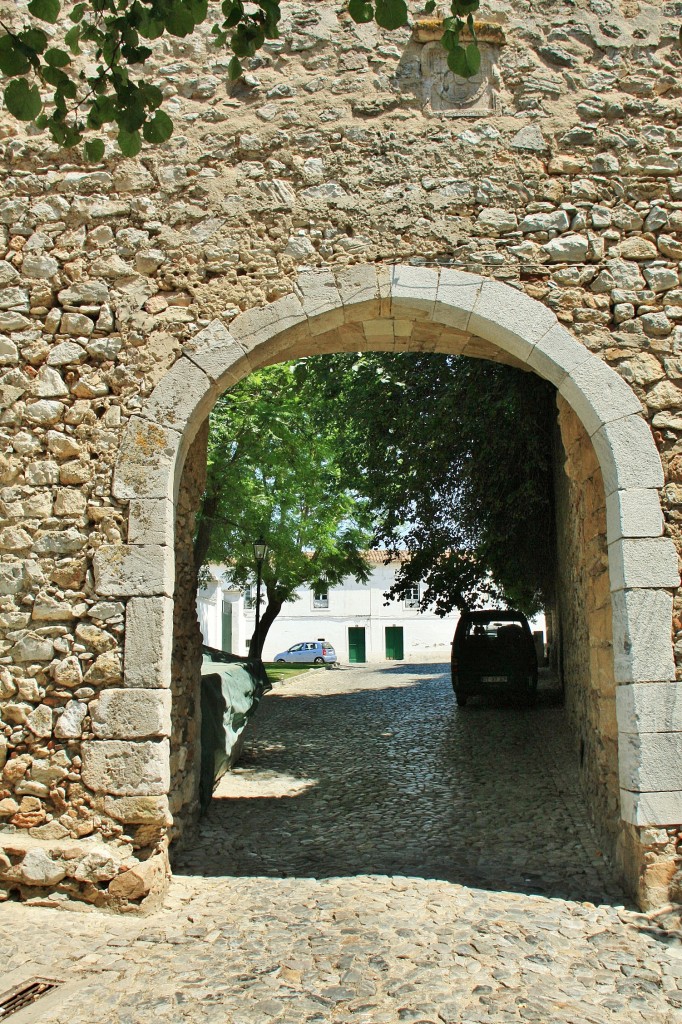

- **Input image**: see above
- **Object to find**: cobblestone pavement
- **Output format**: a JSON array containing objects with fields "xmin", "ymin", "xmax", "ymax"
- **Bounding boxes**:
[{"xmin": 2, "ymin": 660, "xmax": 682, "ymax": 1024}]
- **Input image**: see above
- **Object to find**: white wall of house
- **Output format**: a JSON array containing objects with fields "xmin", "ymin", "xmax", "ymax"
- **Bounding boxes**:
[
  {"xmin": 263, "ymin": 560, "xmax": 458, "ymax": 662},
  {"xmin": 197, "ymin": 558, "xmax": 546, "ymax": 664},
  {"xmin": 197, "ymin": 557, "xmax": 458, "ymax": 663},
  {"xmin": 197, "ymin": 580, "xmax": 244, "ymax": 653}
]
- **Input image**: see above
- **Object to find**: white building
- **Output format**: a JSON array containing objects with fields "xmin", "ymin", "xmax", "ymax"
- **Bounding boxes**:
[{"xmin": 197, "ymin": 552, "xmax": 459, "ymax": 663}]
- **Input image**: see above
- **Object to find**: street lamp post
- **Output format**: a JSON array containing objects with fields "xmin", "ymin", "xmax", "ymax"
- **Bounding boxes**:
[{"xmin": 252, "ymin": 535, "xmax": 268, "ymax": 659}]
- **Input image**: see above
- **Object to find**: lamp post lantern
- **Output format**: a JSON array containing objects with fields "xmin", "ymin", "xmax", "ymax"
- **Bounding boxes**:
[{"xmin": 252, "ymin": 535, "xmax": 268, "ymax": 659}]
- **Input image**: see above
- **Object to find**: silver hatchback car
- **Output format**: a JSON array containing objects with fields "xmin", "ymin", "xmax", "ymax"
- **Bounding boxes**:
[{"xmin": 273, "ymin": 640, "xmax": 337, "ymax": 664}]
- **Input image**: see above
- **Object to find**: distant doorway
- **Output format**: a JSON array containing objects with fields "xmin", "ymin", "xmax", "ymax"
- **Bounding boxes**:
[
  {"xmin": 385, "ymin": 626, "xmax": 404, "ymax": 660},
  {"xmin": 221, "ymin": 598, "xmax": 233, "ymax": 654},
  {"xmin": 348, "ymin": 627, "xmax": 366, "ymax": 663}
]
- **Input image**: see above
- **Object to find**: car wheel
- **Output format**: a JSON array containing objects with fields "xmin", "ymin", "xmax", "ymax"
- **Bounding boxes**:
[
  {"xmin": 276, "ymin": 659, "xmax": 286, "ymax": 664},
  {"xmin": 453, "ymin": 690, "xmax": 468, "ymax": 706},
  {"xmin": 314, "ymin": 657, "xmax": 324, "ymax": 664}
]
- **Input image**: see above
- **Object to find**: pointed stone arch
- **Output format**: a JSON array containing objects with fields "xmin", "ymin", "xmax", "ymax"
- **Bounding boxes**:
[{"xmin": 96, "ymin": 264, "xmax": 680, "ymax": 896}]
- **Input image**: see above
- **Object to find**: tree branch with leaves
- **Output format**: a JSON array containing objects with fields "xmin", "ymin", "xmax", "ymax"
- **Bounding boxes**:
[
  {"xmin": 0, "ymin": 0, "xmax": 481, "ymax": 159},
  {"xmin": 299, "ymin": 352, "xmax": 557, "ymax": 618}
]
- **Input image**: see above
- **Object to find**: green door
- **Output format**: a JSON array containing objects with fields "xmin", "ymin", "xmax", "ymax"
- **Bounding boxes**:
[
  {"xmin": 385, "ymin": 626, "xmax": 404, "ymax": 660},
  {"xmin": 221, "ymin": 598, "xmax": 232, "ymax": 653},
  {"xmin": 348, "ymin": 627, "xmax": 366, "ymax": 663}
]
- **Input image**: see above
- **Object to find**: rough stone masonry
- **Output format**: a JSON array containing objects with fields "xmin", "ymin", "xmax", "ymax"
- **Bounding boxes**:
[{"xmin": 0, "ymin": 0, "xmax": 682, "ymax": 910}]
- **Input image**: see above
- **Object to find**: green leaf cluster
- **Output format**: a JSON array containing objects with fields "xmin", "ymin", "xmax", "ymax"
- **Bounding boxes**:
[
  {"xmin": 347, "ymin": 0, "xmax": 409, "ymax": 30},
  {"xmin": 212, "ymin": 0, "xmax": 281, "ymax": 80},
  {"xmin": 0, "ymin": 0, "xmax": 178, "ymax": 158},
  {"xmin": 440, "ymin": 0, "xmax": 481, "ymax": 78}
]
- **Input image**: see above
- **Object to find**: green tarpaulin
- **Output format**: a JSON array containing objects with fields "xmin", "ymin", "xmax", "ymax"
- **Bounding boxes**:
[{"xmin": 200, "ymin": 645, "xmax": 271, "ymax": 812}]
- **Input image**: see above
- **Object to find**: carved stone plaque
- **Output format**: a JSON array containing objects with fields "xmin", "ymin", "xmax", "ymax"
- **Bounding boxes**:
[
  {"xmin": 394, "ymin": 21, "xmax": 503, "ymax": 118},
  {"xmin": 420, "ymin": 41, "xmax": 500, "ymax": 116}
]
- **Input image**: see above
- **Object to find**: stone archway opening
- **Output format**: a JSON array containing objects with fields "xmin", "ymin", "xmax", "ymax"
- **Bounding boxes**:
[
  {"xmin": 171, "ymin": 348, "xmax": 616, "ymax": 904},
  {"xmin": 105, "ymin": 265, "xmax": 680, "ymax": 910}
]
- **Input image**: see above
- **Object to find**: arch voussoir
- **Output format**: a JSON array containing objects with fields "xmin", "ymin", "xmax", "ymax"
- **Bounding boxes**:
[
  {"xmin": 294, "ymin": 268, "xmax": 345, "ymax": 335},
  {"xmin": 183, "ymin": 319, "xmax": 254, "ymax": 387},
  {"xmin": 558, "ymin": 356, "xmax": 644, "ymax": 437},
  {"xmin": 608, "ymin": 536, "xmax": 679, "ymax": 593},
  {"xmin": 334, "ymin": 264, "xmax": 385, "ymax": 323},
  {"xmin": 605, "ymin": 488, "xmax": 664, "ymax": 543},
  {"xmin": 526, "ymin": 323, "xmax": 592, "ymax": 386},
  {"xmin": 433, "ymin": 268, "xmax": 484, "ymax": 334},
  {"xmin": 390, "ymin": 264, "xmax": 440, "ymax": 320},
  {"xmin": 611, "ymin": 588, "xmax": 675, "ymax": 684},
  {"xmin": 591, "ymin": 414, "xmax": 665, "ymax": 497},
  {"xmin": 113, "ymin": 416, "xmax": 180, "ymax": 503},
  {"xmin": 468, "ymin": 279, "xmax": 559, "ymax": 361},
  {"xmin": 139, "ymin": 356, "xmax": 217, "ymax": 434}
]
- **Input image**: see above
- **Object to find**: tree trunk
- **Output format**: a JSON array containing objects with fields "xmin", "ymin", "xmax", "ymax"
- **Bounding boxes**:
[
  {"xmin": 248, "ymin": 590, "xmax": 284, "ymax": 659},
  {"xmin": 193, "ymin": 489, "xmax": 219, "ymax": 575}
]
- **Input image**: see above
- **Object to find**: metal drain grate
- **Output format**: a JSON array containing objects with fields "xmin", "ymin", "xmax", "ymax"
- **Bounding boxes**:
[{"xmin": 0, "ymin": 979, "xmax": 61, "ymax": 1020}]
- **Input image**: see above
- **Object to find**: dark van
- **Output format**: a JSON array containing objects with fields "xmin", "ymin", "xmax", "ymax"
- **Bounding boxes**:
[{"xmin": 451, "ymin": 610, "xmax": 538, "ymax": 706}]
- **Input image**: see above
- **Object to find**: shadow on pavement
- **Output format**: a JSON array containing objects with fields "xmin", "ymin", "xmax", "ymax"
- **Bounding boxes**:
[
  {"xmin": 371, "ymin": 659, "xmax": 453, "ymax": 677},
  {"xmin": 629, "ymin": 905, "xmax": 682, "ymax": 947},
  {"xmin": 174, "ymin": 662, "xmax": 624, "ymax": 908}
]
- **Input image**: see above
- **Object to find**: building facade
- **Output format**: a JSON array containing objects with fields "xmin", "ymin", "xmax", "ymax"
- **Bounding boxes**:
[{"xmin": 198, "ymin": 553, "xmax": 459, "ymax": 663}]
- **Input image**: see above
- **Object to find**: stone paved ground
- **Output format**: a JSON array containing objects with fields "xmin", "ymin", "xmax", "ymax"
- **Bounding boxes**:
[{"xmin": 2, "ymin": 660, "xmax": 682, "ymax": 1024}]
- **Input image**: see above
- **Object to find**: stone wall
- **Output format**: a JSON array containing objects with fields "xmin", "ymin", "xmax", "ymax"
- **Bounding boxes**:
[
  {"xmin": 169, "ymin": 421, "xmax": 208, "ymax": 845},
  {"xmin": 0, "ymin": 0, "xmax": 681, "ymax": 907},
  {"xmin": 554, "ymin": 397, "xmax": 682, "ymax": 910},
  {"xmin": 554, "ymin": 396, "xmax": 620, "ymax": 850}
]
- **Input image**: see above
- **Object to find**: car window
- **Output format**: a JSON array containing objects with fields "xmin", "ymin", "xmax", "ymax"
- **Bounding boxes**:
[
  {"xmin": 290, "ymin": 643, "xmax": 304, "ymax": 651},
  {"xmin": 464, "ymin": 619, "xmax": 525, "ymax": 640},
  {"xmin": 305, "ymin": 643, "xmax": 316, "ymax": 650}
]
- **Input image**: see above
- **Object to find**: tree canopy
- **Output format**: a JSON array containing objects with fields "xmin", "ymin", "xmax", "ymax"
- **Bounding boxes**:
[
  {"xmin": 195, "ymin": 362, "xmax": 373, "ymax": 657},
  {"xmin": 296, "ymin": 352, "xmax": 556, "ymax": 617},
  {"xmin": 0, "ymin": 0, "xmax": 481, "ymax": 159},
  {"xmin": 198, "ymin": 351, "xmax": 556, "ymax": 660}
]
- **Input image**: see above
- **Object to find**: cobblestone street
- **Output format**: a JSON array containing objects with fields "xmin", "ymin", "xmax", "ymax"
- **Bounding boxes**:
[{"xmin": 2, "ymin": 660, "xmax": 682, "ymax": 1023}]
